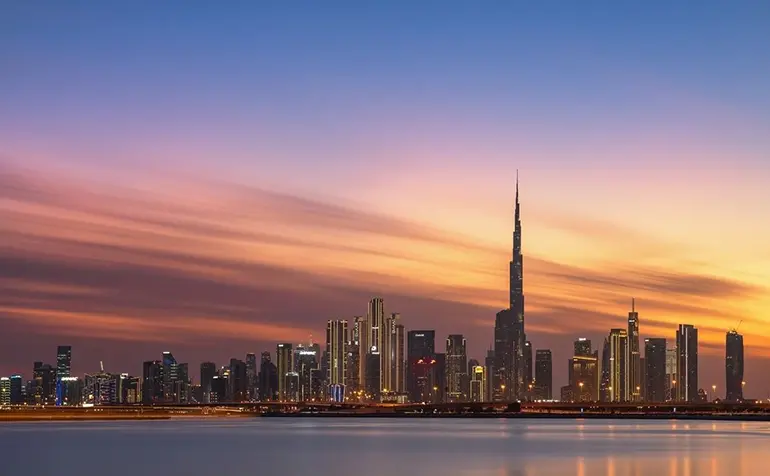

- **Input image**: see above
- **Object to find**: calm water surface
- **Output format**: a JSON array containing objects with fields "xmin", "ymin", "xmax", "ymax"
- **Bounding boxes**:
[{"xmin": 2, "ymin": 418, "xmax": 768, "ymax": 475}]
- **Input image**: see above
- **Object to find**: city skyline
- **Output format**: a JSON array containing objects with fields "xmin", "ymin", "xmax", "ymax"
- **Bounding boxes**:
[{"xmin": 2, "ymin": 3, "xmax": 770, "ymax": 396}]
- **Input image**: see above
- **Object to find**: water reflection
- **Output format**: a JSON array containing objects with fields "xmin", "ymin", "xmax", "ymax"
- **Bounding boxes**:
[{"xmin": 0, "ymin": 419, "xmax": 767, "ymax": 476}]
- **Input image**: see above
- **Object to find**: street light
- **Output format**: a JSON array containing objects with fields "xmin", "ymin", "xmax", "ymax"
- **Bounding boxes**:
[{"xmin": 712, "ymin": 384, "xmax": 717, "ymax": 401}]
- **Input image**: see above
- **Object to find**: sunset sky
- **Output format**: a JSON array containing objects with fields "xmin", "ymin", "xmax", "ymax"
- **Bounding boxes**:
[{"xmin": 2, "ymin": 2, "xmax": 769, "ymax": 396}]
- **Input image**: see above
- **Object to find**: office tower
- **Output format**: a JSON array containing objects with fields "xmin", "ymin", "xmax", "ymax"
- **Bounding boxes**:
[
  {"xmin": 295, "ymin": 344, "xmax": 320, "ymax": 402},
  {"xmin": 142, "ymin": 360, "xmax": 163, "ymax": 404},
  {"xmin": 446, "ymin": 334, "xmax": 467, "ymax": 402},
  {"xmin": 676, "ymin": 324, "xmax": 698, "ymax": 402},
  {"xmin": 407, "ymin": 330, "xmax": 436, "ymax": 403},
  {"xmin": 574, "ymin": 338, "xmax": 592, "ymax": 357},
  {"xmin": 228, "ymin": 358, "xmax": 247, "ymax": 402},
  {"xmin": 627, "ymin": 299, "xmax": 641, "ymax": 401},
  {"xmin": 484, "ymin": 348, "xmax": 495, "ymax": 403},
  {"xmin": 353, "ymin": 316, "xmax": 368, "ymax": 391},
  {"xmin": 600, "ymin": 337, "xmax": 611, "ymax": 402},
  {"xmin": 9, "ymin": 375, "xmax": 23, "ymax": 404},
  {"xmin": 84, "ymin": 370, "xmax": 117, "ymax": 405},
  {"xmin": 570, "ymin": 352, "xmax": 599, "ymax": 402},
  {"xmin": 33, "ymin": 362, "xmax": 56, "ymax": 405},
  {"xmin": 725, "ymin": 330, "xmax": 744, "ymax": 401},
  {"xmin": 383, "ymin": 313, "xmax": 405, "ymax": 394},
  {"xmin": 608, "ymin": 329, "xmax": 629, "ymax": 402},
  {"xmin": 161, "ymin": 351, "xmax": 180, "ymax": 402},
  {"xmin": 393, "ymin": 323, "xmax": 405, "ymax": 393},
  {"xmin": 0, "ymin": 378, "xmax": 9, "ymax": 405},
  {"xmin": 119, "ymin": 374, "xmax": 140, "ymax": 404},
  {"xmin": 57, "ymin": 377, "xmax": 82, "ymax": 405},
  {"xmin": 56, "ymin": 345, "xmax": 72, "ymax": 380},
  {"xmin": 276, "ymin": 343, "xmax": 293, "ymax": 401},
  {"xmin": 200, "ymin": 362, "xmax": 216, "ymax": 404},
  {"xmin": 523, "ymin": 340, "xmax": 533, "ymax": 392},
  {"xmin": 665, "ymin": 347, "xmax": 677, "ymax": 401},
  {"xmin": 639, "ymin": 357, "xmax": 646, "ymax": 401},
  {"xmin": 326, "ymin": 319, "xmax": 348, "ymax": 402},
  {"xmin": 211, "ymin": 375, "xmax": 226, "ymax": 403},
  {"xmin": 644, "ymin": 338, "xmax": 666, "ymax": 402},
  {"xmin": 246, "ymin": 353, "xmax": 258, "ymax": 401},
  {"xmin": 469, "ymin": 365, "xmax": 486, "ymax": 402},
  {"xmin": 534, "ymin": 349, "xmax": 552, "ymax": 400},
  {"xmin": 362, "ymin": 297, "xmax": 384, "ymax": 397},
  {"xmin": 433, "ymin": 353, "xmax": 446, "ymax": 404},
  {"xmin": 259, "ymin": 352, "xmax": 278, "ymax": 401}
]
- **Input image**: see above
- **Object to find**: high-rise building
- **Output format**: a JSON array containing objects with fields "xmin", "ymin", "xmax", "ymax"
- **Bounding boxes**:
[
  {"xmin": 200, "ymin": 362, "xmax": 216, "ymax": 404},
  {"xmin": 534, "ymin": 349, "xmax": 552, "ymax": 400},
  {"xmin": 353, "ymin": 316, "xmax": 368, "ymax": 392},
  {"xmin": 608, "ymin": 329, "xmax": 629, "ymax": 402},
  {"xmin": 57, "ymin": 377, "xmax": 82, "ymax": 405},
  {"xmin": 0, "ymin": 378, "xmax": 10, "ymax": 405},
  {"xmin": 162, "ymin": 352, "xmax": 181, "ymax": 402},
  {"xmin": 523, "ymin": 340, "xmax": 533, "ymax": 393},
  {"xmin": 119, "ymin": 374, "xmax": 140, "ymax": 404},
  {"xmin": 56, "ymin": 345, "xmax": 72, "ymax": 380},
  {"xmin": 407, "ymin": 330, "xmax": 436, "ymax": 403},
  {"xmin": 570, "ymin": 352, "xmax": 599, "ymax": 402},
  {"xmin": 246, "ymin": 353, "xmax": 258, "ymax": 401},
  {"xmin": 627, "ymin": 300, "xmax": 641, "ymax": 401},
  {"xmin": 229, "ymin": 358, "xmax": 248, "ymax": 402},
  {"xmin": 142, "ymin": 360, "xmax": 163, "ymax": 404},
  {"xmin": 382, "ymin": 313, "xmax": 405, "ymax": 395},
  {"xmin": 326, "ymin": 319, "xmax": 348, "ymax": 401},
  {"xmin": 725, "ymin": 330, "xmax": 744, "ymax": 402},
  {"xmin": 665, "ymin": 347, "xmax": 677, "ymax": 401},
  {"xmin": 644, "ymin": 338, "xmax": 666, "ymax": 402},
  {"xmin": 259, "ymin": 352, "xmax": 278, "ymax": 401},
  {"xmin": 446, "ymin": 334, "xmax": 467, "ymax": 402},
  {"xmin": 9, "ymin": 375, "xmax": 24, "ymax": 404},
  {"xmin": 600, "ymin": 337, "xmax": 611, "ymax": 402},
  {"xmin": 676, "ymin": 324, "xmax": 698, "ymax": 402},
  {"xmin": 365, "ymin": 297, "xmax": 385, "ymax": 397},
  {"xmin": 295, "ymin": 344, "xmax": 320, "ymax": 402},
  {"xmin": 574, "ymin": 338, "xmax": 592, "ymax": 357},
  {"xmin": 276, "ymin": 343, "xmax": 293, "ymax": 401},
  {"xmin": 33, "ymin": 362, "xmax": 56, "ymax": 405},
  {"xmin": 495, "ymin": 174, "xmax": 526, "ymax": 401},
  {"xmin": 470, "ymin": 365, "xmax": 486, "ymax": 402}
]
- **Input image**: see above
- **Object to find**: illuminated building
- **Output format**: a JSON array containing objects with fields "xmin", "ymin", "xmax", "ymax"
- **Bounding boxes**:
[
  {"xmin": 142, "ymin": 360, "xmax": 163, "ymax": 404},
  {"xmin": 295, "ymin": 344, "xmax": 320, "ymax": 402},
  {"xmin": 523, "ymin": 340, "xmax": 533, "ymax": 392},
  {"xmin": 608, "ymin": 329, "xmax": 629, "ymax": 402},
  {"xmin": 534, "ymin": 349, "xmax": 552, "ymax": 400},
  {"xmin": 33, "ymin": 362, "xmax": 56, "ymax": 405},
  {"xmin": 574, "ymin": 338, "xmax": 592, "ymax": 357},
  {"xmin": 353, "ymin": 316, "xmax": 368, "ymax": 392},
  {"xmin": 676, "ymin": 324, "xmax": 698, "ymax": 402},
  {"xmin": 276, "ymin": 343, "xmax": 294, "ymax": 401},
  {"xmin": 365, "ymin": 297, "xmax": 385, "ymax": 396},
  {"xmin": 383, "ymin": 313, "xmax": 405, "ymax": 395},
  {"xmin": 162, "ymin": 351, "xmax": 183, "ymax": 402},
  {"xmin": 469, "ymin": 365, "xmax": 486, "ymax": 402},
  {"xmin": 119, "ymin": 374, "xmax": 140, "ymax": 404},
  {"xmin": 644, "ymin": 338, "xmax": 666, "ymax": 402},
  {"xmin": 665, "ymin": 347, "xmax": 677, "ymax": 401},
  {"xmin": 600, "ymin": 337, "xmax": 611, "ymax": 402},
  {"xmin": 0, "ymin": 378, "xmax": 9, "ymax": 405},
  {"xmin": 284, "ymin": 372, "xmax": 300, "ymax": 401},
  {"xmin": 326, "ymin": 319, "xmax": 348, "ymax": 402},
  {"xmin": 446, "ymin": 334, "xmax": 467, "ymax": 402},
  {"xmin": 56, "ymin": 345, "xmax": 72, "ymax": 380},
  {"xmin": 725, "ymin": 330, "xmax": 744, "ymax": 401},
  {"xmin": 57, "ymin": 377, "xmax": 82, "ymax": 406},
  {"xmin": 570, "ymin": 352, "xmax": 599, "ymax": 402},
  {"xmin": 84, "ymin": 371, "xmax": 117, "ymax": 405},
  {"xmin": 211, "ymin": 375, "xmax": 226, "ymax": 403},
  {"xmin": 627, "ymin": 300, "xmax": 641, "ymax": 402},
  {"xmin": 200, "ymin": 362, "xmax": 216, "ymax": 404}
]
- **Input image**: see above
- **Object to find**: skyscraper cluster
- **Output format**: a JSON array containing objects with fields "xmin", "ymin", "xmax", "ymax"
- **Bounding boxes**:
[{"xmin": 0, "ymin": 177, "xmax": 748, "ymax": 407}]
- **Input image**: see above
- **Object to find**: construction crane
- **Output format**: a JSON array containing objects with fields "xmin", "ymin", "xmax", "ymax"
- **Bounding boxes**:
[{"xmin": 729, "ymin": 320, "xmax": 743, "ymax": 333}]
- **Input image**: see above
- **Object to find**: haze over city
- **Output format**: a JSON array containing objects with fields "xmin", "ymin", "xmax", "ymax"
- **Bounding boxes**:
[{"xmin": 2, "ymin": 2, "xmax": 769, "ymax": 397}]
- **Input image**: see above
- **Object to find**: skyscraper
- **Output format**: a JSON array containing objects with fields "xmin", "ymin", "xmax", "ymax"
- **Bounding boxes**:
[
  {"xmin": 258, "ymin": 352, "xmax": 278, "ymax": 401},
  {"xmin": 245, "ymin": 353, "xmax": 258, "ymax": 401},
  {"xmin": 534, "ymin": 349, "xmax": 552, "ymax": 400},
  {"xmin": 295, "ymin": 343, "xmax": 320, "ymax": 402},
  {"xmin": 9, "ymin": 375, "xmax": 23, "ymax": 404},
  {"xmin": 354, "ymin": 316, "xmax": 368, "ymax": 392},
  {"xmin": 382, "ymin": 313, "xmax": 405, "ymax": 394},
  {"xmin": 407, "ymin": 330, "xmax": 436, "ymax": 403},
  {"xmin": 600, "ymin": 337, "xmax": 611, "ymax": 402},
  {"xmin": 469, "ymin": 365, "xmax": 486, "ymax": 402},
  {"xmin": 445, "ymin": 334, "xmax": 467, "ymax": 402},
  {"xmin": 495, "ymin": 173, "xmax": 526, "ymax": 401},
  {"xmin": 574, "ymin": 338, "xmax": 592, "ymax": 357},
  {"xmin": 484, "ymin": 348, "xmax": 495, "ymax": 403},
  {"xmin": 326, "ymin": 319, "xmax": 348, "ymax": 401},
  {"xmin": 0, "ymin": 378, "xmax": 9, "ymax": 405},
  {"xmin": 627, "ymin": 300, "xmax": 641, "ymax": 401},
  {"xmin": 725, "ymin": 330, "xmax": 744, "ymax": 401},
  {"xmin": 276, "ymin": 343, "xmax": 293, "ymax": 401},
  {"xmin": 523, "ymin": 340, "xmax": 533, "ymax": 392},
  {"xmin": 665, "ymin": 347, "xmax": 677, "ymax": 401},
  {"xmin": 142, "ymin": 360, "xmax": 163, "ymax": 404},
  {"xmin": 162, "ymin": 351, "xmax": 180, "ymax": 402},
  {"xmin": 676, "ymin": 324, "xmax": 698, "ymax": 402},
  {"xmin": 200, "ymin": 362, "xmax": 216, "ymax": 404},
  {"xmin": 366, "ymin": 297, "xmax": 384, "ymax": 397},
  {"xmin": 56, "ymin": 345, "xmax": 72, "ymax": 380},
  {"xmin": 570, "ymin": 352, "xmax": 599, "ymax": 402},
  {"xmin": 608, "ymin": 329, "xmax": 628, "ymax": 402},
  {"xmin": 229, "ymin": 358, "xmax": 248, "ymax": 402},
  {"xmin": 644, "ymin": 338, "xmax": 666, "ymax": 402}
]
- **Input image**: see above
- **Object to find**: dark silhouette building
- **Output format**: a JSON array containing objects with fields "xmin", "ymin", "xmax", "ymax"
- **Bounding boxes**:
[
  {"xmin": 407, "ymin": 330, "xmax": 436, "ymax": 403},
  {"xmin": 523, "ymin": 340, "xmax": 533, "ymax": 392},
  {"xmin": 229, "ymin": 358, "xmax": 248, "ymax": 402},
  {"xmin": 200, "ymin": 362, "xmax": 216, "ymax": 404},
  {"xmin": 574, "ymin": 338, "xmax": 592, "ymax": 357},
  {"xmin": 259, "ymin": 352, "xmax": 278, "ymax": 401},
  {"xmin": 142, "ymin": 360, "xmax": 163, "ymax": 404},
  {"xmin": 246, "ymin": 353, "xmax": 258, "ymax": 401},
  {"xmin": 627, "ymin": 300, "xmax": 641, "ymax": 401},
  {"xmin": 644, "ymin": 338, "xmax": 667, "ymax": 402},
  {"xmin": 32, "ymin": 362, "xmax": 56, "ymax": 405},
  {"xmin": 725, "ymin": 330, "xmax": 744, "ymax": 401},
  {"xmin": 534, "ymin": 349, "xmax": 552, "ymax": 400},
  {"xmin": 56, "ymin": 345, "xmax": 72, "ymax": 380},
  {"xmin": 676, "ymin": 324, "xmax": 698, "ymax": 402}
]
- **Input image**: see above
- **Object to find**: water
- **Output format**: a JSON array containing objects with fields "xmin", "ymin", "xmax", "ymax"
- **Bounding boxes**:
[{"xmin": 1, "ymin": 418, "xmax": 768, "ymax": 475}]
